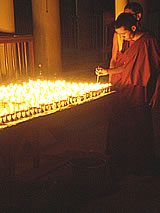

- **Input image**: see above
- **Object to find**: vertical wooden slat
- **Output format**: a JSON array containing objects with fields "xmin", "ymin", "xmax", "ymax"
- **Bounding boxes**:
[
  {"xmin": 0, "ymin": 44, "xmax": 3, "ymax": 78},
  {"xmin": 28, "ymin": 40, "xmax": 35, "ymax": 76},
  {"xmin": 4, "ymin": 43, "xmax": 9, "ymax": 75},
  {"xmin": 24, "ymin": 42, "xmax": 28, "ymax": 75},
  {"xmin": 13, "ymin": 43, "xmax": 18, "ymax": 77},
  {"xmin": 17, "ymin": 42, "xmax": 22, "ymax": 75},
  {"xmin": 21, "ymin": 42, "xmax": 25, "ymax": 74},
  {"xmin": 0, "ymin": 61, "xmax": 2, "ymax": 79},
  {"xmin": 11, "ymin": 43, "xmax": 16, "ymax": 75}
]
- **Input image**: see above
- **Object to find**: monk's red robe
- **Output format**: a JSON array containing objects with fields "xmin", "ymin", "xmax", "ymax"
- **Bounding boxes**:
[
  {"xmin": 107, "ymin": 32, "xmax": 160, "ymax": 176},
  {"xmin": 121, "ymin": 32, "xmax": 160, "ymax": 104},
  {"xmin": 111, "ymin": 40, "xmax": 135, "ymax": 88}
]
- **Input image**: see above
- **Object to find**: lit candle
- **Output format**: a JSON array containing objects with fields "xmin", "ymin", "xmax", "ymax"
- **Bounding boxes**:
[
  {"xmin": 54, "ymin": 102, "xmax": 59, "ymax": 108},
  {"xmin": 21, "ymin": 110, "xmax": 26, "ymax": 118},
  {"xmin": 11, "ymin": 113, "xmax": 16, "ymax": 121},
  {"xmin": 6, "ymin": 114, "xmax": 12, "ymax": 122},
  {"xmin": 16, "ymin": 111, "xmax": 21, "ymax": 120},
  {"xmin": 2, "ymin": 115, "xmax": 7, "ymax": 123}
]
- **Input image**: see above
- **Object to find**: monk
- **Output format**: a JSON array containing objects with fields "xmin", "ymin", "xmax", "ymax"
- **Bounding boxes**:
[
  {"xmin": 96, "ymin": 13, "xmax": 160, "ymax": 177},
  {"xmin": 110, "ymin": 2, "xmax": 144, "ymax": 88}
]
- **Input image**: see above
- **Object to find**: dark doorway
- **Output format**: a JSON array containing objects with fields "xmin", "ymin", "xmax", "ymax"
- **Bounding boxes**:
[{"xmin": 60, "ymin": 0, "xmax": 114, "ymax": 50}]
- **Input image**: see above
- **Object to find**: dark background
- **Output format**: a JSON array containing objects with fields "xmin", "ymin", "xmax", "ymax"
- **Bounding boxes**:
[
  {"xmin": 13, "ymin": 0, "xmax": 160, "ymax": 48},
  {"xmin": 12, "ymin": 0, "xmax": 160, "ymax": 69}
]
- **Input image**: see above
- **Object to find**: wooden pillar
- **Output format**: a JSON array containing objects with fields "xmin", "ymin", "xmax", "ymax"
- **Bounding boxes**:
[
  {"xmin": 114, "ymin": 0, "xmax": 128, "ymax": 53},
  {"xmin": 0, "ymin": 0, "xmax": 15, "ymax": 32},
  {"xmin": 32, "ymin": 0, "xmax": 62, "ymax": 77},
  {"xmin": 0, "ymin": 0, "xmax": 15, "ymax": 80},
  {"xmin": 115, "ymin": 0, "xmax": 128, "ymax": 19}
]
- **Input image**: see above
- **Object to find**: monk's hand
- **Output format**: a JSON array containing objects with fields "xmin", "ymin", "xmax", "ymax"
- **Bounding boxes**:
[{"xmin": 95, "ymin": 67, "xmax": 108, "ymax": 76}]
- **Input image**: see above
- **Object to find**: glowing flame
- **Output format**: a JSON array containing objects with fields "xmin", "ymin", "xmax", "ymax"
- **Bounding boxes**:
[{"xmin": 0, "ymin": 79, "xmax": 111, "ymax": 120}]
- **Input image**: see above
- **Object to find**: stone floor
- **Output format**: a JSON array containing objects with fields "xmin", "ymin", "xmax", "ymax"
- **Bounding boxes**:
[{"xmin": 1, "ymin": 154, "xmax": 160, "ymax": 212}]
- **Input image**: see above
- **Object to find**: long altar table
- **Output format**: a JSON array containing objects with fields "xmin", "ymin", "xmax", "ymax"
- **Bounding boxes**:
[{"xmin": 0, "ymin": 92, "xmax": 117, "ymax": 177}]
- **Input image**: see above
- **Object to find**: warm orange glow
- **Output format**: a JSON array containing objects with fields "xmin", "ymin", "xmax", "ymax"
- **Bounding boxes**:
[{"xmin": 0, "ymin": 79, "xmax": 112, "ymax": 124}]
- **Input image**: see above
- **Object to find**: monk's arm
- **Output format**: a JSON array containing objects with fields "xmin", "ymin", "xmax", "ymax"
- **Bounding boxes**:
[
  {"xmin": 95, "ymin": 64, "xmax": 124, "ymax": 76},
  {"xmin": 107, "ymin": 65, "xmax": 124, "ymax": 75},
  {"xmin": 150, "ymin": 73, "xmax": 160, "ymax": 108}
]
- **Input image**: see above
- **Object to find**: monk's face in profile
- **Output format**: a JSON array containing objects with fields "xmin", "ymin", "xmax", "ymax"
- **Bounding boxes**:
[{"xmin": 115, "ymin": 26, "xmax": 136, "ymax": 41}]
